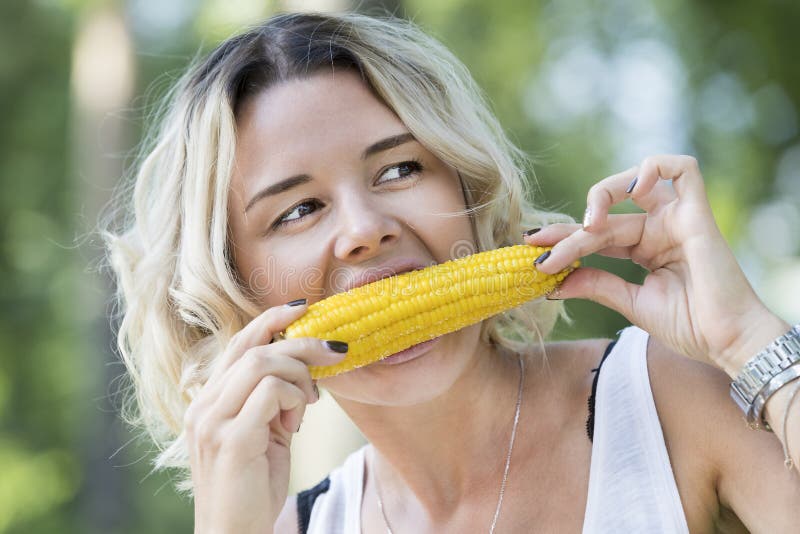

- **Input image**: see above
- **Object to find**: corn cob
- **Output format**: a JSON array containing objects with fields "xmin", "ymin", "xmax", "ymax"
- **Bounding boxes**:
[{"xmin": 283, "ymin": 245, "xmax": 578, "ymax": 379}]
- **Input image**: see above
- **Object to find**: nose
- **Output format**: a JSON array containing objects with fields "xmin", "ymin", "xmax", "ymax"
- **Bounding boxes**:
[{"xmin": 332, "ymin": 193, "xmax": 401, "ymax": 261}]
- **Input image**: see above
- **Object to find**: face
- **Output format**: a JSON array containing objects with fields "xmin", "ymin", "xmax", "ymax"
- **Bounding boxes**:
[{"xmin": 227, "ymin": 70, "xmax": 483, "ymax": 406}]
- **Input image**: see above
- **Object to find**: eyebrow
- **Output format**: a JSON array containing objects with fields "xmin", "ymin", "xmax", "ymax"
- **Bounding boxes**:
[
  {"xmin": 244, "ymin": 174, "xmax": 312, "ymax": 213},
  {"xmin": 243, "ymin": 132, "xmax": 416, "ymax": 213},
  {"xmin": 361, "ymin": 132, "xmax": 415, "ymax": 159}
]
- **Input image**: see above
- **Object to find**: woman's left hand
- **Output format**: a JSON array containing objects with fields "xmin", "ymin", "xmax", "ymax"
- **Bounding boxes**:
[{"xmin": 526, "ymin": 154, "xmax": 790, "ymax": 374}]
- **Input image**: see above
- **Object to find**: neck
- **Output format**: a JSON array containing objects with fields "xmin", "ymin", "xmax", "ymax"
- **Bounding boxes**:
[{"xmin": 335, "ymin": 343, "xmax": 530, "ymax": 519}]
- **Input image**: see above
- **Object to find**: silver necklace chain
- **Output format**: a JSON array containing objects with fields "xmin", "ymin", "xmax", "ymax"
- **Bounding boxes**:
[{"xmin": 374, "ymin": 355, "xmax": 525, "ymax": 534}]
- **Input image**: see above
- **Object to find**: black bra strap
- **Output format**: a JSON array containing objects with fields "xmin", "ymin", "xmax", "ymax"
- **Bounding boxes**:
[
  {"xmin": 296, "ymin": 476, "xmax": 331, "ymax": 534},
  {"xmin": 586, "ymin": 340, "xmax": 617, "ymax": 442}
]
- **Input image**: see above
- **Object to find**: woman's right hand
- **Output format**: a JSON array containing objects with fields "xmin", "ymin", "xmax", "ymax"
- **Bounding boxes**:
[{"xmin": 184, "ymin": 300, "xmax": 348, "ymax": 533}]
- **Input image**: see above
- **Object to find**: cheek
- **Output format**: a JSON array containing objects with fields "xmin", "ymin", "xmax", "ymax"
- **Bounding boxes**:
[
  {"xmin": 412, "ymin": 179, "xmax": 475, "ymax": 257},
  {"xmin": 239, "ymin": 243, "xmax": 325, "ymax": 308},
  {"xmin": 425, "ymin": 172, "xmax": 466, "ymax": 213}
]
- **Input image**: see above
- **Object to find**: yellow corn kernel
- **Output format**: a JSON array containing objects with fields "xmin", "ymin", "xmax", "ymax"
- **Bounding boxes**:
[{"xmin": 283, "ymin": 245, "xmax": 578, "ymax": 379}]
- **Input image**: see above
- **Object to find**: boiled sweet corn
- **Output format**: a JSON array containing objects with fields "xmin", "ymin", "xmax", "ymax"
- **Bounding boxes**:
[{"xmin": 284, "ymin": 245, "xmax": 578, "ymax": 378}]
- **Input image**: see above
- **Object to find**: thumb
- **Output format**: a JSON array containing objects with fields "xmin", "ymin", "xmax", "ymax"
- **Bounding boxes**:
[{"xmin": 550, "ymin": 267, "xmax": 638, "ymax": 322}]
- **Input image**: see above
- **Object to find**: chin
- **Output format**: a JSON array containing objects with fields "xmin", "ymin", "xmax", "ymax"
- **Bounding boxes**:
[{"xmin": 320, "ymin": 325, "xmax": 482, "ymax": 407}]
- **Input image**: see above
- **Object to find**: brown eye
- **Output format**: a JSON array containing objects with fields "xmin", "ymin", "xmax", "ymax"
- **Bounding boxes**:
[
  {"xmin": 376, "ymin": 159, "xmax": 424, "ymax": 184},
  {"xmin": 272, "ymin": 199, "xmax": 323, "ymax": 229}
]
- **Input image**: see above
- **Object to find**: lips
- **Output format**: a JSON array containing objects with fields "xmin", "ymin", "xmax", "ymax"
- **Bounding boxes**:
[{"xmin": 342, "ymin": 258, "xmax": 432, "ymax": 293}]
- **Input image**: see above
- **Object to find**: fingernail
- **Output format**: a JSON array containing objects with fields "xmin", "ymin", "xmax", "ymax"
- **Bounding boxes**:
[
  {"xmin": 626, "ymin": 176, "xmax": 638, "ymax": 194},
  {"xmin": 296, "ymin": 419, "xmax": 303, "ymax": 433},
  {"xmin": 323, "ymin": 340, "xmax": 349, "ymax": 353},
  {"xmin": 534, "ymin": 250, "xmax": 551, "ymax": 265},
  {"xmin": 313, "ymin": 383, "xmax": 320, "ymax": 401},
  {"xmin": 285, "ymin": 298, "xmax": 307, "ymax": 307},
  {"xmin": 523, "ymin": 228, "xmax": 541, "ymax": 236},
  {"xmin": 545, "ymin": 295, "xmax": 563, "ymax": 301},
  {"xmin": 583, "ymin": 207, "xmax": 592, "ymax": 229}
]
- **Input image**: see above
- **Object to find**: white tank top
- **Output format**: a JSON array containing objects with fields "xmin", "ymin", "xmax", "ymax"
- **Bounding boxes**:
[{"xmin": 304, "ymin": 326, "xmax": 690, "ymax": 533}]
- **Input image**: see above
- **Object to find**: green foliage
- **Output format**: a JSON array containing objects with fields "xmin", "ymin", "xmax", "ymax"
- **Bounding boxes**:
[
  {"xmin": 404, "ymin": 0, "xmax": 800, "ymax": 338},
  {"xmin": 0, "ymin": 0, "xmax": 84, "ymax": 531}
]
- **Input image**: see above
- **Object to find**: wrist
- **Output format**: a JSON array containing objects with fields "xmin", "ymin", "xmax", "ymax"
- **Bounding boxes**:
[
  {"xmin": 716, "ymin": 309, "xmax": 792, "ymax": 379},
  {"xmin": 728, "ymin": 321, "xmax": 800, "ymax": 430}
]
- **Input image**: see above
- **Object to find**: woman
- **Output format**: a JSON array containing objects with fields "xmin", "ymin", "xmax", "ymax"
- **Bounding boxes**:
[{"xmin": 103, "ymin": 11, "xmax": 800, "ymax": 533}]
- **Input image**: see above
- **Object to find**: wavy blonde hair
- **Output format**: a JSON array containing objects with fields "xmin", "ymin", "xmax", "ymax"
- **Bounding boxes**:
[{"xmin": 100, "ymin": 11, "xmax": 571, "ymax": 493}]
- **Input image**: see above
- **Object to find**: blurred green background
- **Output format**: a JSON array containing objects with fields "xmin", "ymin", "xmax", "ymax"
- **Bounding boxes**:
[{"xmin": 2, "ymin": 0, "xmax": 799, "ymax": 531}]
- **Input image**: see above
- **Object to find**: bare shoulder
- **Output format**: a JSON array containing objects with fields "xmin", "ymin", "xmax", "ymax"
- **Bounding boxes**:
[
  {"xmin": 274, "ymin": 495, "xmax": 298, "ymax": 534},
  {"xmin": 645, "ymin": 335, "xmax": 800, "ymax": 532},
  {"xmin": 538, "ymin": 337, "xmax": 615, "ymax": 403},
  {"xmin": 541, "ymin": 337, "xmax": 615, "ymax": 375},
  {"xmin": 644, "ymin": 335, "xmax": 754, "ymax": 470},
  {"xmin": 645, "ymin": 334, "xmax": 736, "ymax": 436},
  {"xmin": 646, "ymin": 336, "xmax": 749, "ymax": 531}
]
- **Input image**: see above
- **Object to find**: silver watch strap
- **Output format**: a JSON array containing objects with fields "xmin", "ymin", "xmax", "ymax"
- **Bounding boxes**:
[{"xmin": 730, "ymin": 324, "xmax": 800, "ymax": 429}]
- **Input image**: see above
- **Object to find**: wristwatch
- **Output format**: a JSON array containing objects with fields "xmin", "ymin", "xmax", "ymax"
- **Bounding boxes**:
[{"xmin": 730, "ymin": 324, "xmax": 800, "ymax": 430}]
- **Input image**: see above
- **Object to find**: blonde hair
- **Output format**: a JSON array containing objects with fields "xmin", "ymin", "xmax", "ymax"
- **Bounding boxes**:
[{"xmin": 100, "ymin": 11, "xmax": 571, "ymax": 493}]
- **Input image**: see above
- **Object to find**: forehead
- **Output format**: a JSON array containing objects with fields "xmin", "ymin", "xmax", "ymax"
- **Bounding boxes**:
[{"xmin": 234, "ymin": 70, "xmax": 407, "ymax": 164}]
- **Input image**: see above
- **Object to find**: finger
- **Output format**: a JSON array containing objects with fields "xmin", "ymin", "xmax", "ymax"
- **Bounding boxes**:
[
  {"xmin": 214, "ymin": 339, "xmax": 346, "ymax": 412},
  {"xmin": 523, "ymin": 223, "xmax": 582, "ymax": 246},
  {"xmin": 238, "ymin": 338, "xmax": 348, "ymax": 375},
  {"xmin": 632, "ymin": 154, "xmax": 710, "ymax": 209},
  {"xmin": 534, "ymin": 214, "xmax": 646, "ymax": 274},
  {"xmin": 583, "ymin": 166, "xmax": 638, "ymax": 232},
  {"xmin": 524, "ymin": 223, "xmax": 634, "ymax": 260},
  {"xmin": 230, "ymin": 377, "xmax": 308, "ymax": 451},
  {"xmin": 628, "ymin": 179, "xmax": 676, "ymax": 213},
  {"xmin": 548, "ymin": 267, "xmax": 639, "ymax": 323},
  {"xmin": 210, "ymin": 300, "xmax": 310, "ymax": 382},
  {"xmin": 524, "ymin": 223, "xmax": 636, "ymax": 262}
]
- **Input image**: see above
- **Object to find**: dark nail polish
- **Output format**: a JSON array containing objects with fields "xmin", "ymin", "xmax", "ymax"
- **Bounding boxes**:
[
  {"xmin": 313, "ymin": 383, "xmax": 320, "ymax": 400},
  {"xmin": 323, "ymin": 340, "xmax": 349, "ymax": 353},
  {"xmin": 285, "ymin": 298, "xmax": 307, "ymax": 307},
  {"xmin": 626, "ymin": 176, "xmax": 638, "ymax": 194},
  {"xmin": 534, "ymin": 250, "xmax": 551, "ymax": 265},
  {"xmin": 523, "ymin": 228, "xmax": 541, "ymax": 236}
]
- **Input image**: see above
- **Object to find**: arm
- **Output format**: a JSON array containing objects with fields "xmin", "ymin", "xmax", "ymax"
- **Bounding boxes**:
[
  {"xmin": 524, "ymin": 155, "xmax": 800, "ymax": 517},
  {"xmin": 713, "ymin": 313, "xmax": 799, "ymax": 470},
  {"xmin": 647, "ymin": 336, "xmax": 800, "ymax": 532},
  {"xmin": 527, "ymin": 154, "xmax": 800, "ymax": 475}
]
